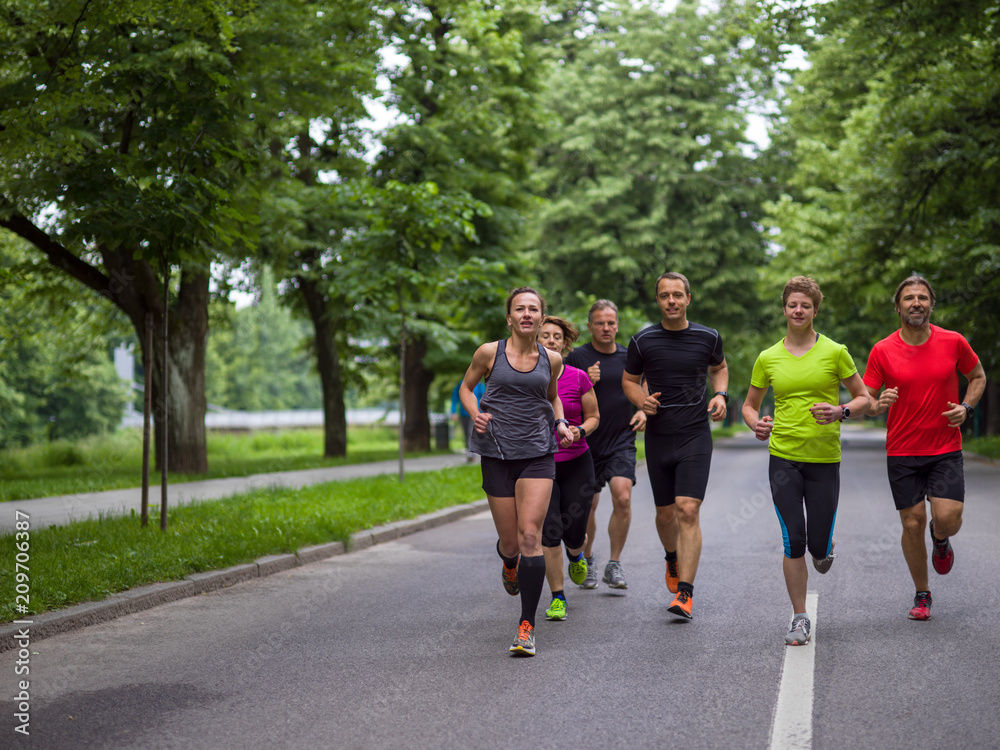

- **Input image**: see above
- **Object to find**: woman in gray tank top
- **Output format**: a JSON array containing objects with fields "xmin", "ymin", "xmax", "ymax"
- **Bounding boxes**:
[{"xmin": 458, "ymin": 287, "xmax": 574, "ymax": 657}]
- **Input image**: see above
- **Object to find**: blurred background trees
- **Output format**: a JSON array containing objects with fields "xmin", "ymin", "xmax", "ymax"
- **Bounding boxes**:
[{"xmin": 2, "ymin": 0, "xmax": 995, "ymax": 466}]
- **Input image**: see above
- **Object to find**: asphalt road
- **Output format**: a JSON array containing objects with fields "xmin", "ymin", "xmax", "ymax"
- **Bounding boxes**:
[{"xmin": 2, "ymin": 439, "xmax": 998, "ymax": 749}]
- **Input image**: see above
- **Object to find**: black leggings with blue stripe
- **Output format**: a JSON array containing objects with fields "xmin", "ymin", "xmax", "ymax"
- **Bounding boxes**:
[{"xmin": 769, "ymin": 455, "xmax": 839, "ymax": 560}]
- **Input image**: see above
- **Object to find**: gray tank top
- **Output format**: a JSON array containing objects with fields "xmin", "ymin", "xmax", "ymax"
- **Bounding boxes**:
[{"xmin": 470, "ymin": 339, "xmax": 558, "ymax": 460}]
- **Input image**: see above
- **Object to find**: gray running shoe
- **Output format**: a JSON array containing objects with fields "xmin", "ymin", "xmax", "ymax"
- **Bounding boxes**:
[
  {"xmin": 602, "ymin": 560, "xmax": 628, "ymax": 589},
  {"xmin": 581, "ymin": 556, "xmax": 598, "ymax": 589},
  {"xmin": 784, "ymin": 615, "xmax": 811, "ymax": 646},
  {"xmin": 812, "ymin": 552, "xmax": 837, "ymax": 574}
]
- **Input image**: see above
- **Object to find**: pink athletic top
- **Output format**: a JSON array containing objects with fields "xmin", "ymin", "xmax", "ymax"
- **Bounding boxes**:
[{"xmin": 553, "ymin": 364, "xmax": 593, "ymax": 463}]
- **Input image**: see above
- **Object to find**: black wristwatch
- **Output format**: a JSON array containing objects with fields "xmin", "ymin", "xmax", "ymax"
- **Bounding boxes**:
[
  {"xmin": 840, "ymin": 406, "xmax": 851, "ymax": 421},
  {"xmin": 577, "ymin": 426, "xmax": 587, "ymax": 439},
  {"xmin": 714, "ymin": 391, "xmax": 729, "ymax": 402},
  {"xmin": 962, "ymin": 402, "xmax": 974, "ymax": 418},
  {"xmin": 554, "ymin": 418, "xmax": 570, "ymax": 430}
]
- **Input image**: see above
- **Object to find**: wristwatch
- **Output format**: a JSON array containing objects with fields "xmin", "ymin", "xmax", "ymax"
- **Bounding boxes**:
[
  {"xmin": 714, "ymin": 391, "xmax": 729, "ymax": 402},
  {"xmin": 962, "ymin": 402, "xmax": 974, "ymax": 418},
  {"xmin": 577, "ymin": 426, "xmax": 587, "ymax": 439},
  {"xmin": 840, "ymin": 406, "xmax": 851, "ymax": 421},
  {"xmin": 554, "ymin": 418, "xmax": 570, "ymax": 430}
]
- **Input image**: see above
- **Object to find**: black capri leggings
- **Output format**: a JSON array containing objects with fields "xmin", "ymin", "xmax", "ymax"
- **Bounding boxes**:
[
  {"xmin": 542, "ymin": 451, "xmax": 596, "ymax": 549},
  {"xmin": 769, "ymin": 455, "xmax": 839, "ymax": 560}
]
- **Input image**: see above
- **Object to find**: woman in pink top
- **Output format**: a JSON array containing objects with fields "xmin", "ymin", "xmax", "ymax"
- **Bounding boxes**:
[{"xmin": 537, "ymin": 316, "xmax": 601, "ymax": 621}]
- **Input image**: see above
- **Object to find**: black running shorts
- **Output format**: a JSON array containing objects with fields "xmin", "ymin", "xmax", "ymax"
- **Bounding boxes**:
[
  {"xmin": 644, "ymin": 429, "xmax": 713, "ymax": 506},
  {"xmin": 590, "ymin": 447, "xmax": 637, "ymax": 491},
  {"xmin": 481, "ymin": 454, "xmax": 556, "ymax": 498},
  {"xmin": 886, "ymin": 450, "xmax": 965, "ymax": 510}
]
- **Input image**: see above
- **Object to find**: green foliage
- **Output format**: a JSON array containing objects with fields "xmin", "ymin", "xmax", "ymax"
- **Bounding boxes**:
[
  {"xmin": 531, "ymin": 0, "xmax": 777, "ymax": 379},
  {"xmin": 0, "ymin": 235, "xmax": 130, "ymax": 449},
  {"xmin": 205, "ymin": 270, "xmax": 321, "ymax": 411},
  {"xmin": 0, "ymin": 465, "xmax": 484, "ymax": 620},
  {"xmin": 762, "ymin": 0, "xmax": 1000, "ymax": 378}
]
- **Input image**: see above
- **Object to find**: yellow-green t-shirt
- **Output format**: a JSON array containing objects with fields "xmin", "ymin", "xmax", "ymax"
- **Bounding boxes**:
[{"xmin": 750, "ymin": 334, "xmax": 858, "ymax": 463}]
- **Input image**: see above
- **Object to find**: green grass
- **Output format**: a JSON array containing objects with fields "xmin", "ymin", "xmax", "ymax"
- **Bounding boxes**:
[
  {"xmin": 965, "ymin": 435, "xmax": 1000, "ymax": 460},
  {"xmin": 0, "ymin": 465, "xmax": 484, "ymax": 622},
  {"xmin": 0, "ymin": 426, "xmax": 432, "ymax": 502}
]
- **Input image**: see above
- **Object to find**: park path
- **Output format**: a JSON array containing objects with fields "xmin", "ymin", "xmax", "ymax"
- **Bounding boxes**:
[
  {"xmin": 2, "ymin": 435, "xmax": 998, "ymax": 749},
  {"xmin": 0, "ymin": 454, "xmax": 472, "ymax": 532}
]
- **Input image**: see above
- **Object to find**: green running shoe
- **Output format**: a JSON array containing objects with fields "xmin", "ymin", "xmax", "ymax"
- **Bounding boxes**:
[
  {"xmin": 545, "ymin": 597, "xmax": 567, "ymax": 621},
  {"xmin": 568, "ymin": 556, "xmax": 588, "ymax": 586}
]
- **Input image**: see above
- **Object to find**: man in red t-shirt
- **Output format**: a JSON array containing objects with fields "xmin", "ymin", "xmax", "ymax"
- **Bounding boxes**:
[{"xmin": 863, "ymin": 276, "xmax": 986, "ymax": 621}]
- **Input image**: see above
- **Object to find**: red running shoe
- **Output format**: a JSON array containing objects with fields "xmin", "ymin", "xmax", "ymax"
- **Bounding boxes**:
[
  {"xmin": 908, "ymin": 591, "xmax": 932, "ymax": 620},
  {"xmin": 930, "ymin": 521, "xmax": 954, "ymax": 575}
]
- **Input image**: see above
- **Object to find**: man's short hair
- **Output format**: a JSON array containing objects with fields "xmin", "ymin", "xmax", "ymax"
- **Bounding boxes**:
[
  {"xmin": 655, "ymin": 271, "xmax": 690, "ymax": 296},
  {"xmin": 588, "ymin": 299, "xmax": 618, "ymax": 322},
  {"xmin": 782, "ymin": 276, "xmax": 824, "ymax": 310},
  {"xmin": 893, "ymin": 275, "xmax": 936, "ymax": 308}
]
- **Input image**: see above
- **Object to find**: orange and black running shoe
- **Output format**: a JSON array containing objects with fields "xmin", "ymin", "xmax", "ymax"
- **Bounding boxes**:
[{"xmin": 667, "ymin": 589, "xmax": 693, "ymax": 620}]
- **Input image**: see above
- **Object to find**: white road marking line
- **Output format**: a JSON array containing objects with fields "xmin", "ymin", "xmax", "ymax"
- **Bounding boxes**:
[{"xmin": 769, "ymin": 591, "xmax": 818, "ymax": 750}]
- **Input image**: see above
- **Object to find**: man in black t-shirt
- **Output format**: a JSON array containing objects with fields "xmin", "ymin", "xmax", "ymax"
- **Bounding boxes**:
[
  {"xmin": 565, "ymin": 300, "xmax": 646, "ymax": 591},
  {"xmin": 623, "ymin": 272, "xmax": 728, "ymax": 620}
]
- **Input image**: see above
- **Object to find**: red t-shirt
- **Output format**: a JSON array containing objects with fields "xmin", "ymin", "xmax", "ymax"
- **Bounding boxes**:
[{"xmin": 863, "ymin": 325, "xmax": 979, "ymax": 456}]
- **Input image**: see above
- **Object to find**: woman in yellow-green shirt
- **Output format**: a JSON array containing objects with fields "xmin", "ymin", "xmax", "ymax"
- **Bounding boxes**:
[{"xmin": 741, "ymin": 276, "xmax": 871, "ymax": 647}]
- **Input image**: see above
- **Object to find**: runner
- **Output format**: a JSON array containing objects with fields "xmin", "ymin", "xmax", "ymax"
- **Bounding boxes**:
[
  {"xmin": 537, "ymin": 316, "xmax": 600, "ymax": 621},
  {"xmin": 459, "ymin": 287, "xmax": 574, "ymax": 657},
  {"xmin": 741, "ymin": 276, "xmax": 871, "ymax": 645},
  {"xmin": 565, "ymin": 300, "xmax": 646, "ymax": 591},
  {"xmin": 862, "ymin": 275, "xmax": 986, "ymax": 621},
  {"xmin": 451, "ymin": 379, "xmax": 485, "ymax": 460},
  {"xmin": 622, "ymin": 272, "xmax": 728, "ymax": 621}
]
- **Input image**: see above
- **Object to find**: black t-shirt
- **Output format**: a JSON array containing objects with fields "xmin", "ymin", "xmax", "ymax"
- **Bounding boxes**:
[
  {"xmin": 565, "ymin": 342, "xmax": 636, "ymax": 459},
  {"xmin": 625, "ymin": 323, "xmax": 725, "ymax": 435}
]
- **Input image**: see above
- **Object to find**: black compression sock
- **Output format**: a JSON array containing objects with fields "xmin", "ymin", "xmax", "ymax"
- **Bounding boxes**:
[
  {"xmin": 518, "ymin": 555, "xmax": 546, "ymax": 627},
  {"xmin": 678, "ymin": 581, "xmax": 694, "ymax": 596},
  {"xmin": 496, "ymin": 539, "xmax": 519, "ymax": 568},
  {"xmin": 664, "ymin": 550, "xmax": 678, "ymax": 563}
]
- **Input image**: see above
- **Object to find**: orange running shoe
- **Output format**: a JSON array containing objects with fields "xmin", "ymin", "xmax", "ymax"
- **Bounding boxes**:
[
  {"xmin": 509, "ymin": 620, "xmax": 536, "ymax": 656},
  {"xmin": 665, "ymin": 556, "xmax": 679, "ymax": 594},
  {"xmin": 502, "ymin": 562, "xmax": 519, "ymax": 596},
  {"xmin": 667, "ymin": 589, "xmax": 693, "ymax": 620}
]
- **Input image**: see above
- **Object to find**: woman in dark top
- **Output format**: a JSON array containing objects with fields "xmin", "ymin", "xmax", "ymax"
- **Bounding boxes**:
[{"xmin": 459, "ymin": 287, "xmax": 574, "ymax": 657}]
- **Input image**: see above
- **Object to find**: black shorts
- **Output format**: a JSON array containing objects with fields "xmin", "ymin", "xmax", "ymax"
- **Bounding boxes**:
[
  {"xmin": 542, "ymin": 452, "xmax": 597, "ymax": 548},
  {"xmin": 590, "ymin": 446, "xmax": 637, "ymax": 491},
  {"xmin": 887, "ymin": 450, "xmax": 965, "ymax": 510},
  {"xmin": 770, "ymin": 455, "xmax": 839, "ymax": 560},
  {"xmin": 481, "ymin": 454, "xmax": 556, "ymax": 498},
  {"xmin": 644, "ymin": 430, "xmax": 713, "ymax": 506}
]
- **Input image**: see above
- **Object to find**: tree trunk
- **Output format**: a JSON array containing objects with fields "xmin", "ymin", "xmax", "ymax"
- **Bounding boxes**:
[
  {"xmin": 134, "ymin": 268, "xmax": 209, "ymax": 474},
  {"xmin": 984, "ymin": 378, "xmax": 998, "ymax": 437},
  {"xmin": 1, "ymin": 210, "xmax": 210, "ymax": 473},
  {"xmin": 298, "ymin": 275, "xmax": 348, "ymax": 457},
  {"xmin": 402, "ymin": 335, "xmax": 434, "ymax": 452}
]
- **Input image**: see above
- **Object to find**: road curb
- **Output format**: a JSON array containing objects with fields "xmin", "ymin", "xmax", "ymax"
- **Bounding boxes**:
[{"xmin": 0, "ymin": 498, "xmax": 489, "ymax": 652}]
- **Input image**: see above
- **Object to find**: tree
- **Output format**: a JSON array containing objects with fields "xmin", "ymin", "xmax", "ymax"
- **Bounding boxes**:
[
  {"xmin": 0, "ymin": 234, "xmax": 130, "ymax": 448},
  {"xmin": 370, "ymin": 0, "xmax": 550, "ymax": 450},
  {"xmin": 0, "ymin": 0, "xmax": 260, "ymax": 471},
  {"xmin": 245, "ymin": 0, "xmax": 383, "ymax": 458},
  {"xmin": 205, "ymin": 270, "xmax": 322, "ymax": 412},
  {"xmin": 761, "ymin": 0, "xmax": 1000, "ymax": 431},
  {"xmin": 531, "ymin": 0, "xmax": 778, "ymax": 376}
]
